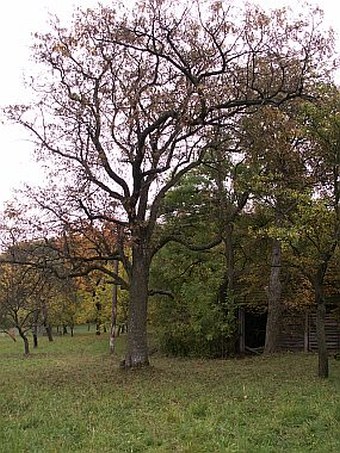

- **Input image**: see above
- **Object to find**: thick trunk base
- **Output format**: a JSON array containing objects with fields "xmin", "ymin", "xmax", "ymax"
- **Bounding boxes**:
[
  {"xmin": 121, "ymin": 353, "xmax": 150, "ymax": 369},
  {"xmin": 264, "ymin": 240, "xmax": 282, "ymax": 354},
  {"xmin": 318, "ymin": 354, "xmax": 329, "ymax": 379},
  {"xmin": 45, "ymin": 325, "xmax": 53, "ymax": 342},
  {"xmin": 264, "ymin": 308, "xmax": 283, "ymax": 354},
  {"xmin": 124, "ymin": 244, "xmax": 150, "ymax": 368},
  {"xmin": 22, "ymin": 336, "xmax": 30, "ymax": 356},
  {"xmin": 316, "ymin": 301, "xmax": 329, "ymax": 378}
]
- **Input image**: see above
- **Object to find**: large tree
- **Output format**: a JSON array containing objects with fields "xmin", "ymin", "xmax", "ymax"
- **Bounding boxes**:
[
  {"xmin": 241, "ymin": 106, "xmax": 311, "ymax": 353},
  {"xmin": 6, "ymin": 0, "xmax": 333, "ymax": 366}
]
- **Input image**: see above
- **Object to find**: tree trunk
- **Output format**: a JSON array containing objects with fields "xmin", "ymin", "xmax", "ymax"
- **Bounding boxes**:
[
  {"xmin": 110, "ymin": 260, "xmax": 119, "ymax": 354},
  {"xmin": 42, "ymin": 302, "xmax": 53, "ymax": 342},
  {"xmin": 32, "ymin": 310, "xmax": 39, "ymax": 349},
  {"xmin": 314, "ymin": 281, "xmax": 329, "ymax": 378},
  {"xmin": 18, "ymin": 327, "xmax": 30, "ymax": 356},
  {"xmin": 124, "ymin": 245, "xmax": 150, "ymax": 368},
  {"xmin": 264, "ymin": 239, "xmax": 283, "ymax": 354},
  {"xmin": 45, "ymin": 324, "xmax": 53, "ymax": 342},
  {"xmin": 23, "ymin": 335, "xmax": 30, "ymax": 356},
  {"xmin": 220, "ymin": 224, "xmax": 238, "ymax": 355},
  {"xmin": 33, "ymin": 330, "xmax": 38, "ymax": 348}
]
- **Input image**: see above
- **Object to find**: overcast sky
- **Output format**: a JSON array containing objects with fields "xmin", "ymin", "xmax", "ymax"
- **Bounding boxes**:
[{"xmin": 0, "ymin": 0, "xmax": 339, "ymax": 206}]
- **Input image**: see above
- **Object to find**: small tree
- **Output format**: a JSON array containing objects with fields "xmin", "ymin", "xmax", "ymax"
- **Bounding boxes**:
[
  {"xmin": 287, "ymin": 88, "xmax": 340, "ymax": 378},
  {"xmin": 0, "ymin": 262, "xmax": 44, "ymax": 355}
]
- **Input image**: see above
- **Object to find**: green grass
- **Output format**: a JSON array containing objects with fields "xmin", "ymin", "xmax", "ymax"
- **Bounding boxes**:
[{"xmin": 0, "ymin": 331, "xmax": 339, "ymax": 452}]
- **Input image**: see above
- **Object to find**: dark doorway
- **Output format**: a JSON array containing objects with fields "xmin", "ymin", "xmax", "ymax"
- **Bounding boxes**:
[{"xmin": 245, "ymin": 312, "xmax": 267, "ymax": 349}]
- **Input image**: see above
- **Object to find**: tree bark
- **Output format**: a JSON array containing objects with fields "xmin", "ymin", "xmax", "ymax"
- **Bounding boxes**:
[
  {"xmin": 124, "ymin": 245, "xmax": 150, "ymax": 368},
  {"xmin": 32, "ymin": 330, "xmax": 38, "ymax": 349},
  {"xmin": 264, "ymin": 239, "xmax": 283, "ymax": 354},
  {"xmin": 23, "ymin": 335, "xmax": 30, "ymax": 356},
  {"xmin": 18, "ymin": 327, "xmax": 30, "ymax": 356},
  {"xmin": 32, "ymin": 310, "xmax": 39, "ymax": 349},
  {"xmin": 224, "ymin": 223, "xmax": 235, "ymax": 295},
  {"xmin": 42, "ymin": 303, "xmax": 53, "ymax": 342},
  {"xmin": 221, "ymin": 223, "xmax": 238, "ymax": 355},
  {"xmin": 95, "ymin": 301, "xmax": 102, "ymax": 335},
  {"xmin": 110, "ymin": 260, "xmax": 119, "ymax": 354},
  {"xmin": 45, "ymin": 324, "xmax": 53, "ymax": 342},
  {"xmin": 314, "ymin": 280, "xmax": 329, "ymax": 378}
]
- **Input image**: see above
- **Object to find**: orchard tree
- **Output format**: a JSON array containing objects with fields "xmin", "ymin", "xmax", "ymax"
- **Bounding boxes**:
[
  {"xmin": 0, "ymin": 262, "xmax": 45, "ymax": 355},
  {"xmin": 6, "ymin": 0, "xmax": 334, "ymax": 367},
  {"xmin": 287, "ymin": 87, "xmax": 340, "ymax": 378},
  {"xmin": 288, "ymin": 198, "xmax": 337, "ymax": 378}
]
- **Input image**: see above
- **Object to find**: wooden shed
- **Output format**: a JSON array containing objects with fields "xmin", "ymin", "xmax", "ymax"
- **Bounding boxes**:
[{"xmin": 238, "ymin": 304, "xmax": 340, "ymax": 353}]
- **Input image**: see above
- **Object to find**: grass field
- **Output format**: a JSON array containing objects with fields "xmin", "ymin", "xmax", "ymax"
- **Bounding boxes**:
[{"xmin": 0, "ymin": 330, "xmax": 339, "ymax": 452}]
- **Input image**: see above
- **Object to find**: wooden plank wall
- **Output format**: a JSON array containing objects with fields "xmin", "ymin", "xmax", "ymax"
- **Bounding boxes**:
[
  {"xmin": 280, "ymin": 313, "xmax": 305, "ymax": 351},
  {"xmin": 280, "ymin": 310, "xmax": 340, "ymax": 352},
  {"xmin": 307, "ymin": 312, "xmax": 340, "ymax": 352}
]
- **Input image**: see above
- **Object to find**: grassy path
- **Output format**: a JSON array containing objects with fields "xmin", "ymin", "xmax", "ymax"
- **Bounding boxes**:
[{"xmin": 0, "ymin": 332, "xmax": 339, "ymax": 452}]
